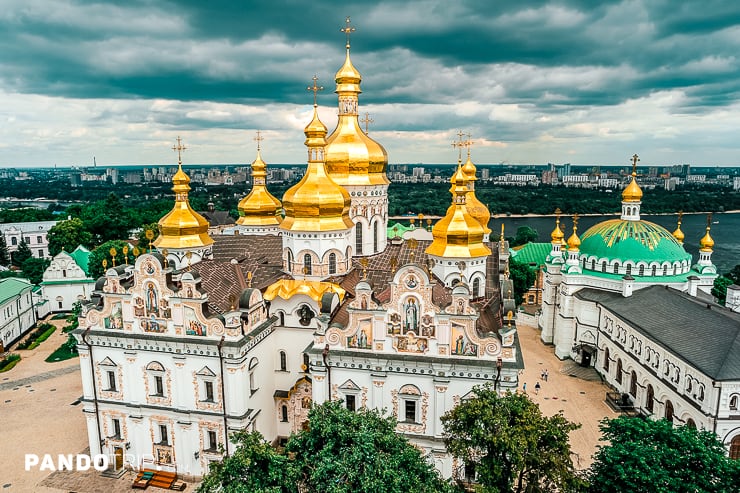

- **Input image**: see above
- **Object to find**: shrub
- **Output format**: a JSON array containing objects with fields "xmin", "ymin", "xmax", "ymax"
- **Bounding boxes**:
[{"xmin": 0, "ymin": 353, "xmax": 21, "ymax": 372}]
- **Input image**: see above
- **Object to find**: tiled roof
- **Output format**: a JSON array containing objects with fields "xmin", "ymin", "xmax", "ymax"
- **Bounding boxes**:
[{"xmin": 577, "ymin": 285, "xmax": 740, "ymax": 380}]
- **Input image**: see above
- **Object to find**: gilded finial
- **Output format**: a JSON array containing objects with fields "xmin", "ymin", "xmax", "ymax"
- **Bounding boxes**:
[
  {"xmin": 341, "ymin": 16, "xmax": 355, "ymax": 49},
  {"xmin": 172, "ymin": 136, "xmax": 187, "ymax": 166},
  {"xmin": 247, "ymin": 271, "xmax": 253, "ymax": 288},
  {"xmin": 254, "ymin": 130, "xmax": 264, "ymax": 152},
  {"xmin": 360, "ymin": 112, "xmax": 373, "ymax": 134},
  {"xmin": 123, "ymin": 245, "xmax": 129, "ymax": 265},
  {"xmin": 672, "ymin": 211, "xmax": 685, "ymax": 244},
  {"xmin": 185, "ymin": 251, "xmax": 193, "ymax": 272},
  {"xmin": 109, "ymin": 247, "xmax": 117, "ymax": 267},
  {"xmin": 390, "ymin": 255, "xmax": 398, "ymax": 273},
  {"xmin": 630, "ymin": 153, "xmax": 640, "ymax": 176},
  {"xmin": 699, "ymin": 213, "xmax": 715, "ymax": 251},
  {"xmin": 465, "ymin": 133, "xmax": 473, "ymax": 159},
  {"xmin": 360, "ymin": 257, "xmax": 369, "ymax": 279},
  {"xmin": 145, "ymin": 229, "xmax": 154, "ymax": 252},
  {"xmin": 500, "ymin": 223, "xmax": 505, "ymax": 241},
  {"xmin": 452, "ymin": 130, "xmax": 466, "ymax": 163},
  {"xmin": 307, "ymin": 75, "xmax": 324, "ymax": 107}
]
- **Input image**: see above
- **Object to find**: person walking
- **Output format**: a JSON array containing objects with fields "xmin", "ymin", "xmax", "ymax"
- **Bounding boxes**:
[
  {"xmin": 522, "ymin": 382, "xmax": 527, "ymax": 393},
  {"xmin": 535, "ymin": 381, "xmax": 541, "ymax": 394},
  {"xmin": 544, "ymin": 369, "xmax": 549, "ymax": 382}
]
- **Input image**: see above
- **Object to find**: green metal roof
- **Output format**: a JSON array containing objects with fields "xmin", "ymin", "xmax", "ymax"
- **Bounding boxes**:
[
  {"xmin": 510, "ymin": 242, "xmax": 550, "ymax": 266},
  {"xmin": 0, "ymin": 278, "xmax": 33, "ymax": 305},
  {"xmin": 387, "ymin": 222, "xmax": 414, "ymax": 239},
  {"xmin": 579, "ymin": 219, "xmax": 692, "ymax": 264},
  {"xmin": 69, "ymin": 245, "xmax": 92, "ymax": 275}
]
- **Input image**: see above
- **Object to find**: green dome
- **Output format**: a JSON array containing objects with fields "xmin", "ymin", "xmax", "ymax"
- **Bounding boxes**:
[{"xmin": 579, "ymin": 219, "xmax": 692, "ymax": 265}]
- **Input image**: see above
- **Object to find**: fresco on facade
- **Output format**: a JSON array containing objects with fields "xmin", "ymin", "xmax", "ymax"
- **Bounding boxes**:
[
  {"xmin": 104, "ymin": 301, "xmax": 123, "ymax": 329},
  {"xmin": 133, "ymin": 296, "xmax": 145, "ymax": 317},
  {"xmin": 420, "ymin": 313, "xmax": 435, "ymax": 337},
  {"xmin": 140, "ymin": 315, "xmax": 166, "ymax": 333},
  {"xmin": 184, "ymin": 306, "xmax": 207, "ymax": 336},
  {"xmin": 387, "ymin": 312, "xmax": 402, "ymax": 335},
  {"xmin": 451, "ymin": 325, "xmax": 478, "ymax": 356},
  {"xmin": 403, "ymin": 297, "xmax": 419, "ymax": 334},
  {"xmin": 394, "ymin": 334, "xmax": 429, "ymax": 353},
  {"xmin": 144, "ymin": 283, "xmax": 159, "ymax": 316},
  {"xmin": 347, "ymin": 320, "xmax": 372, "ymax": 349}
]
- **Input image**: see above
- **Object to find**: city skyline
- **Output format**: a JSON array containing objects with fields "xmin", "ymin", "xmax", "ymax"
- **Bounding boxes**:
[{"xmin": 3, "ymin": 1, "xmax": 740, "ymax": 167}]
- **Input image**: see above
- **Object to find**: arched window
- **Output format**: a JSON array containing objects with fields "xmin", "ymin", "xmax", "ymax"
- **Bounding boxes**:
[
  {"xmin": 303, "ymin": 254, "xmax": 312, "ymax": 275},
  {"xmin": 626, "ymin": 264, "xmax": 632, "ymax": 275},
  {"xmin": 328, "ymin": 253, "xmax": 337, "ymax": 275},
  {"xmin": 616, "ymin": 359, "xmax": 623, "ymax": 384},
  {"xmin": 287, "ymin": 250, "xmax": 293, "ymax": 272},
  {"xmin": 645, "ymin": 384, "xmax": 654, "ymax": 413},
  {"xmin": 629, "ymin": 371, "xmax": 637, "ymax": 397},
  {"xmin": 279, "ymin": 351, "xmax": 287, "ymax": 371},
  {"xmin": 730, "ymin": 436, "xmax": 740, "ymax": 460},
  {"xmin": 601, "ymin": 261, "xmax": 607, "ymax": 273},
  {"xmin": 355, "ymin": 226, "xmax": 363, "ymax": 255},
  {"xmin": 373, "ymin": 221, "xmax": 378, "ymax": 253},
  {"xmin": 665, "ymin": 400, "xmax": 674, "ymax": 423},
  {"xmin": 591, "ymin": 259, "xmax": 596, "ymax": 270},
  {"xmin": 639, "ymin": 265, "xmax": 645, "ymax": 276},
  {"xmin": 663, "ymin": 265, "xmax": 668, "ymax": 275},
  {"xmin": 248, "ymin": 358, "xmax": 259, "ymax": 394},
  {"xmin": 651, "ymin": 265, "xmax": 656, "ymax": 276},
  {"xmin": 472, "ymin": 278, "xmax": 481, "ymax": 298},
  {"xmin": 303, "ymin": 353, "xmax": 310, "ymax": 373},
  {"xmin": 686, "ymin": 418, "xmax": 696, "ymax": 429},
  {"xmin": 281, "ymin": 405, "xmax": 288, "ymax": 422},
  {"xmin": 730, "ymin": 395, "xmax": 738, "ymax": 410},
  {"xmin": 613, "ymin": 262, "xmax": 619, "ymax": 274},
  {"xmin": 603, "ymin": 347, "xmax": 610, "ymax": 372}
]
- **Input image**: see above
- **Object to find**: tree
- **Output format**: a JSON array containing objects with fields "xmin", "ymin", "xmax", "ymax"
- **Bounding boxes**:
[
  {"xmin": 441, "ymin": 384, "xmax": 585, "ymax": 493},
  {"xmin": 509, "ymin": 258, "xmax": 537, "ymax": 306},
  {"xmin": 588, "ymin": 416, "xmax": 740, "ymax": 493},
  {"xmin": 510, "ymin": 226, "xmax": 539, "ymax": 247},
  {"xmin": 79, "ymin": 193, "xmax": 132, "ymax": 244},
  {"xmin": 21, "ymin": 257, "xmax": 50, "ymax": 285},
  {"xmin": 136, "ymin": 223, "xmax": 160, "ymax": 252},
  {"xmin": 197, "ymin": 430, "xmax": 292, "ymax": 493},
  {"xmin": 0, "ymin": 235, "xmax": 9, "ymax": 267},
  {"xmin": 88, "ymin": 240, "xmax": 131, "ymax": 278},
  {"xmin": 288, "ymin": 401, "xmax": 454, "ymax": 493},
  {"xmin": 11, "ymin": 240, "xmax": 32, "ymax": 267},
  {"xmin": 727, "ymin": 264, "xmax": 740, "ymax": 284},
  {"xmin": 712, "ymin": 276, "xmax": 733, "ymax": 305},
  {"xmin": 47, "ymin": 218, "xmax": 92, "ymax": 256}
]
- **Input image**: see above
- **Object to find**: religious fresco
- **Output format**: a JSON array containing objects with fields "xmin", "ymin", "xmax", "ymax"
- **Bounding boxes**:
[
  {"xmin": 402, "ymin": 297, "xmax": 420, "ymax": 334},
  {"xmin": 419, "ymin": 313, "xmax": 435, "ymax": 337},
  {"xmin": 144, "ymin": 282, "xmax": 160, "ymax": 316},
  {"xmin": 104, "ymin": 301, "xmax": 123, "ymax": 330},
  {"xmin": 140, "ymin": 315, "xmax": 166, "ymax": 333},
  {"xmin": 394, "ymin": 333, "xmax": 429, "ymax": 353},
  {"xmin": 133, "ymin": 296, "xmax": 145, "ymax": 317},
  {"xmin": 184, "ymin": 306, "xmax": 207, "ymax": 336},
  {"xmin": 347, "ymin": 320, "xmax": 372, "ymax": 349},
  {"xmin": 451, "ymin": 324, "xmax": 478, "ymax": 356},
  {"xmin": 387, "ymin": 312, "xmax": 402, "ymax": 335}
]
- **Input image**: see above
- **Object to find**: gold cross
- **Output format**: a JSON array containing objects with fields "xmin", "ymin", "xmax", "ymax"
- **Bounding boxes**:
[
  {"xmin": 341, "ymin": 16, "xmax": 355, "ymax": 49},
  {"xmin": 254, "ymin": 130, "xmax": 264, "ymax": 152},
  {"xmin": 452, "ymin": 131, "xmax": 466, "ymax": 162},
  {"xmin": 677, "ymin": 210, "xmax": 683, "ymax": 224},
  {"xmin": 360, "ymin": 112, "xmax": 373, "ymax": 134},
  {"xmin": 706, "ymin": 213, "xmax": 712, "ymax": 228},
  {"xmin": 307, "ymin": 75, "xmax": 324, "ymax": 106},
  {"xmin": 465, "ymin": 132, "xmax": 473, "ymax": 159},
  {"xmin": 630, "ymin": 153, "xmax": 640, "ymax": 175},
  {"xmin": 172, "ymin": 136, "xmax": 187, "ymax": 165}
]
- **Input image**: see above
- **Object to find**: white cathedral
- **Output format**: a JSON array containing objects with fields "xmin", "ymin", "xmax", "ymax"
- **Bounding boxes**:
[{"xmin": 74, "ymin": 25, "xmax": 518, "ymax": 480}]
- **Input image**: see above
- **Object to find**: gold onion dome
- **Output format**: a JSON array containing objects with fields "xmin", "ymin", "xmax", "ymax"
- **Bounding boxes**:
[
  {"xmin": 550, "ymin": 215, "xmax": 565, "ymax": 244},
  {"xmin": 622, "ymin": 172, "xmax": 643, "ymax": 202},
  {"xmin": 699, "ymin": 225, "xmax": 714, "ymax": 252},
  {"xmin": 281, "ymin": 104, "xmax": 354, "ymax": 232},
  {"xmin": 155, "ymin": 163, "xmax": 214, "ymax": 249},
  {"xmin": 237, "ymin": 146, "xmax": 282, "ymax": 226},
  {"xmin": 672, "ymin": 215, "xmax": 685, "ymax": 244},
  {"xmin": 567, "ymin": 222, "xmax": 581, "ymax": 251},
  {"xmin": 324, "ymin": 21, "xmax": 389, "ymax": 186},
  {"xmin": 462, "ymin": 154, "xmax": 491, "ymax": 235},
  {"xmin": 425, "ymin": 165, "xmax": 491, "ymax": 258}
]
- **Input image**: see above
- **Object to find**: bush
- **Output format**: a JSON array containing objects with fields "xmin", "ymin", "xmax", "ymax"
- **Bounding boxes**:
[
  {"xmin": 45, "ymin": 334, "xmax": 79, "ymax": 363},
  {"xmin": 0, "ymin": 353, "xmax": 21, "ymax": 372},
  {"xmin": 17, "ymin": 323, "xmax": 56, "ymax": 350},
  {"xmin": 28, "ymin": 325, "xmax": 56, "ymax": 350}
]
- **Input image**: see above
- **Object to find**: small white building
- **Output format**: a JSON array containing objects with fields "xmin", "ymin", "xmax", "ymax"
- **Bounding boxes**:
[
  {"xmin": 0, "ymin": 277, "xmax": 37, "ymax": 352},
  {"xmin": 41, "ymin": 246, "xmax": 95, "ymax": 312},
  {"xmin": 1, "ymin": 220, "xmax": 57, "ymax": 259}
]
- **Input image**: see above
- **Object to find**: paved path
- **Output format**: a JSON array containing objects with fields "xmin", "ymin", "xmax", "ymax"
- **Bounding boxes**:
[{"xmin": 0, "ymin": 364, "xmax": 79, "ymax": 391}]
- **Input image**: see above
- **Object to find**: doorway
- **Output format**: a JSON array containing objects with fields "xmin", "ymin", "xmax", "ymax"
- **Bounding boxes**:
[
  {"xmin": 113, "ymin": 447, "xmax": 124, "ymax": 470},
  {"xmin": 580, "ymin": 348, "xmax": 592, "ymax": 367}
]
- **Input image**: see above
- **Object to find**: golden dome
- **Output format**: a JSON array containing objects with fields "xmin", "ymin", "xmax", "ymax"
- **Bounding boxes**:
[
  {"xmin": 567, "ymin": 222, "xmax": 581, "ymax": 251},
  {"xmin": 672, "ymin": 214, "xmax": 684, "ymax": 244},
  {"xmin": 461, "ymin": 153, "xmax": 491, "ymax": 235},
  {"xmin": 324, "ymin": 38, "xmax": 389, "ymax": 186},
  {"xmin": 699, "ymin": 225, "xmax": 714, "ymax": 252},
  {"xmin": 622, "ymin": 172, "xmax": 643, "ymax": 202},
  {"xmin": 425, "ymin": 165, "xmax": 491, "ymax": 258},
  {"xmin": 237, "ymin": 148, "xmax": 282, "ymax": 226},
  {"xmin": 281, "ymin": 105, "xmax": 354, "ymax": 232},
  {"xmin": 154, "ymin": 164, "xmax": 214, "ymax": 250},
  {"xmin": 550, "ymin": 213, "xmax": 565, "ymax": 244}
]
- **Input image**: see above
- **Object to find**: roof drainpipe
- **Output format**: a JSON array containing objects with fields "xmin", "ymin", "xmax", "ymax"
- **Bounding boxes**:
[
  {"xmin": 217, "ymin": 335, "xmax": 229, "ymax": 456},
  {"xmin": 81, "ymin": 327, "xmax": 104, "ymax": 455}
]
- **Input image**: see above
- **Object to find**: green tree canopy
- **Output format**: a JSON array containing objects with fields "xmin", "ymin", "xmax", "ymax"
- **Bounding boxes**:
[
  {"xmin": 509, "ymin": 257, "xmax": 537, "ymax": 306},
  {"xmin": 0, "ymin": 235, "xmax": 9, "ymax": 267},
  {"xmin": 198, "ymin": 401, "xmax": 454, "ymax": 493},
  {"xmin": 588, "ymin": 416, "xmax": 740, "ymax": 493},
  {"xmin": 0, "ymin": 207, "xmax": 54, "ymax": 223},
  {"xmin": 88, "ymin": 240, "xmax": 132, "ymax": 278},
  {"xmin": 21, "ymin": 257, "xmax": 50, "ymax": 285},
  {"xmin": 510, "ymin": 226, "xmax": 539, "ymax": 247},
  {"xmin": 712, "ymin": 276, "xmax": 734, "ymax": 305},
  {"xmin": 441, "ymin": 384, "xmax": 585, "ymax": 493},
  {"xmin": 47, "ymin": 218, "xmax": 92, "ymax": 256},
  {"xmin": 11, "ymin": 240, "xmax": 32, "ymax": 267},
  {"xmin": 78, "ymin": 193, "xmax": 132, "ymax": 244}
]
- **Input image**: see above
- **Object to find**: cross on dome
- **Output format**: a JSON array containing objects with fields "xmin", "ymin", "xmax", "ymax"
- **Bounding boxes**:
[
  {"xmin": 341, "ymin": 16, "xmax": 355, "ymax": 49},
  {"xmin": 172, "ymin": 136, "xmax": 187, "ymax": 165},
  {"xmin": 631, "ymin": 153, "xmax": 640, "ymax": 176},
  {"xmin": 254, "ymin": 130, "xmax": 264, "ymax": 152},
  {"xmin": 360, "ymin": 112, "xmax": 373, "ymax": 134},
  {"xmin": 307, "ymin": 75, "xmax": 324, "ymax": 106}
]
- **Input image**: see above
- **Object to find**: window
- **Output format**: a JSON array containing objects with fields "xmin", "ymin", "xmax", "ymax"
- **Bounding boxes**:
[
  {"xmin": 58, "ymin": 301, "xmax": 63, "ymax": 309},
  {"xmin": 281, "ymin": 405, "xmax": 288, "ymax": 422},
  {"xmin": 24, "ymin": 236, "xmax": 30, "ymax": 243},
  {"xmin": 730, "ymin": 436, "xmax": 740, "ymax": 460},
  {"xmin": 665, "ymin": 400, "xmax": 674, "ymax": 423},
  {"xmin": 287, "ymin": 250, "xmax": 293, "ymax": 272},
  {"xmin": 36, "ymin": 235, "xmax": 42, "ymax": 244},
  {"xmin": 158, "ymin": 424, "xmax": 169, "ymax": 445},
  {"xmin": 38, "ymin": 249, "xmax": 43, "ymax": 257},
  {"xmin": 373, "ymin": 221, "xmax": 378, "ymax": 252},
  {"xmin": 328, "ymin": 253, "xmax": 337, "ymax": 275},
  {"xmin": 616, "ymin": 359, "xmax": 623, "ymax": 384},
  {"xmin": 404, "ymin": 400, "xmax": 417, "ymax": 422},
  {"xmin": 62, "ymin": 269, "xmax": 67, "ymax": 278},
  {"xmin": 686, "ymin": 419, "xmax": 696, "ymax": 429},
  {"xmin": 356, "ymin": 226, "xmax": 363, "ymax": 255},
  {"xmin": 730, "ymin": 395, "xmax": 738, "ymax": 410},
  {"xmin": 206, "ymin": 431, "xmax": 218, "ymax": 451},
  {"xmin": 303, "ymin": 254, "xmax": 312, "ymax": 275},
  {"xmin": 603, "ymin": 348, "xmax": 610, "ymax": 372},
  {"xmin": 591, "ymin": 259, "xmax": 596, "ymax": 270},
  {"xmin": 645, "ymin": 384, "xmax": 654, "ymax": 413},
  {"xmin": 106, "ymin": 370, "xmax": 117, "ymax": 391},
  {"xmin": 11, "ymin": 237, "xmax": 16, "ymax": 246},
  {"xmin": 204, "ymin": 381, "xmax": 214, "ymax": 402},
  {"xmin": 303, "ymin": 353, "xmax": 310, "ymax": 373},
  {"xmin": 651, "ymin": 265, "xmax": 656, "ymax": 276},
  {"xmin": 663, "ymin": 265, "xmax": 668, "ymax": 275},
  {"xmin": 112, "ymin": 418, "xmax": 121, "ymax": 439},
  {"xmin": 346, "ymin": 394, "xmax": 356, "ymax": 412},
  {"xmin": 626, "ymin": 264, "xmax": 632, "ymax": 275},
  {"xmin": 248, "ymin": 358, "xmax": 259, "ymax": 395},
  {"xmin": 639, "ymin": 265, "xmax": 645, "ymax": 276},
  {"xmin": 629, "ymin": 371, "xmax": 637, "ymax": 397},
  {"xmin": 472, "ymin": 278, "xmax": 480, "ymax": 298},
  {"xmin": 601, "ymin": 261, "xmax": 607, "ymax": 273},
  {"xmin": 613, "ymin": 262, "xmax": 619, "ymax": 274},
  {"xmin": 279, "ymin": 351, "xmax": 287, "ymax": 371},
  {"xmin": 154, "ymin": 376, "xmax": 164, "ymax": 396}
]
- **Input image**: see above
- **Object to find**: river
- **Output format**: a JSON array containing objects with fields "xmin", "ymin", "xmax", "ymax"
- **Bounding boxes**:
[{"xmin": 490, "ymin": 212, "xmax": 739, "ymax": 274}]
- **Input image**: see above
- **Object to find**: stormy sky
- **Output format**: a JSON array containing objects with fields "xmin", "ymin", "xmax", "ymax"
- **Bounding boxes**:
[{"xmin": 2, "ymin": 0, "xmax": 740, "ymax": 167}]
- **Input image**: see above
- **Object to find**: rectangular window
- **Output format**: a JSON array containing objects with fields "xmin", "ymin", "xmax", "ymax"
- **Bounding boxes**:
[
  {"xmin": 154, "ymin": 376, "xmax": 164, "ymax": 396},
  {"xmin": 207, "ymin": 431, "xmax": 217, "ymax": 451},
  {"xmin": 159, "ymin": 424, "xmax": 168, "ymax": 445},
  {"xmin": 112, "ymin": 418, "xmax": 121, "ymax": 438},
  {"xmin": 58, "ymin": 301, "xmax": 63, "ymax": 309},
  {"xmin": 24, "ymin": 236, "xmax": 30, "ymax": 244},
  {"xmin": 107, "ymin": 370, "xmax": 116, "ymax": 391},
  {"xmin": 36, "ymin": 236, "xmax": 42, "ymax": 244},
  {"xmin": 404, "ymin": 400, "xmax": 417, "ymax": 422},
  {"xmin": 204, "ymin": 381, "xmax": 214, "ymax": 402},
  {"xmin": 11, "ymin": 237, "xmax": 17, "ymax": 246},
  {"xmin": 346, "ymin": 395, "xmax": 356, "ymax": 412},
  {"xmin": 38, "ymin": 249, "xmax": 43, "ymax": 257}
]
